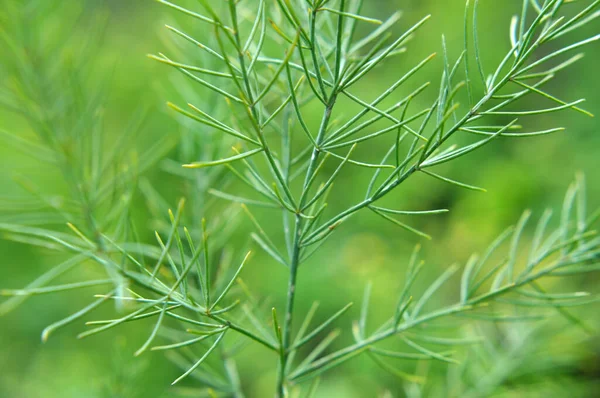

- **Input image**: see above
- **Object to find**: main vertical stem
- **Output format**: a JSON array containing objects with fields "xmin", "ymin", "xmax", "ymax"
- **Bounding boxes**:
[
  {"xmin": 276, "ymin": 96, "xmax": 336, "ymax": 396},
  {"xmin": 277, "ymin": 214, "xmax": 302, "ymax": 397}
]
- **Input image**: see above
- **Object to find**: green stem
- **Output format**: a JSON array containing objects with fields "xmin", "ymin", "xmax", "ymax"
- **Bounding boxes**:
[
  {"xmin": 277, "ymin": 91, "xmax": 337, "ymax": 396},
  {"xmin": 211, "ymin": 314, "xmax": 278, "ymax": 352},
  {"xmin": 277, "ymin": 214, "xmax": 303, "ymax": 397},
  {"xmin": 289, "ymin": 251, "xmax": 583, "ymax": 381}
]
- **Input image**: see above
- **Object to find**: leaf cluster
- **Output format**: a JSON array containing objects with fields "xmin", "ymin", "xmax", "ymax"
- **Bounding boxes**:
[{"xmin": 0, "ymin": 0, "xmax": 599, "ymax": 397}]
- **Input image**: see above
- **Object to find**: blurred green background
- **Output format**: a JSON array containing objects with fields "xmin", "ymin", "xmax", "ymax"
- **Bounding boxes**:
[{"xmin": 1, "ymin": 0, "xmax": 599, "ymax": 397}]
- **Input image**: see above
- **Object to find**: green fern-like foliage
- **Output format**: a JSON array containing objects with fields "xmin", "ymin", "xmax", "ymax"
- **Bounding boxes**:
[{"xmin": 1, "ymin": 0, "xmax": 599, "ymax": 397}]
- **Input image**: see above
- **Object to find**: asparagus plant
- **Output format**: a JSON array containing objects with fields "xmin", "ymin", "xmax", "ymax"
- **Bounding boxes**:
[{"xmin": 1, "ymin": 0, "xmax": 599, "ymax": 396}]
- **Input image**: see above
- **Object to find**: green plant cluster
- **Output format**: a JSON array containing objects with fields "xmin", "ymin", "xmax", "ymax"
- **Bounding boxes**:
[{"xmin": 1, "ymin": 0, "xmax": 599, "ymax": 397}]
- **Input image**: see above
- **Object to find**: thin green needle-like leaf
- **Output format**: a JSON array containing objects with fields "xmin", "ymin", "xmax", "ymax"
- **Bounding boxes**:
[
  {"xmin": 328, "ymin": 73, "xmax": 430, "ymax": 145},
  {"xmin": 470, "ymin": 257, "xmax": 509, "ymax": 296},
  {"xmin": 208, "ymin": 189, "xmax": 278, "ymax": 208},
  {"xmin": 152, "ymin": 199, "xmax": 185, "ymax": 278},
  {"xmin": 561, "ymin": 182, "xmax": 579, "ymax": 254},
  {"xmin": 152, "ymin": 333, "xmax": 218, "ymax": 351},
  {"xmin": 406, "ymin": 333, "xmax": 482, "ymax": 346},
  {"xmin": 0, "ymin": 255, "xmax": 86, "ymax": 316},
  {"xmin": 241, "ymin": 304, "xmax": 277, "ymax": 347},
  {"xmin": 241, "ymin": 203, "xmax": 288, "ymax": 266},
  {"xmin": 322, "ymin": 150, "xmax": 395, "ymax": 169},
  {"xmin": 420, "ymin": 169, "xmax": 487, "ymax": 192},
  {"xmin": 526, "ymin": 282, "xmax": 594, "ymax": 334},
  {"xmin": 210, "ymin": 251, "xmax": 251, "ymax": 311},
  {"xmin": 349, "ymin": 11, "xmax": 402, "ymax": 54},
  {"xmin": 483, "ymin": 99, "xmax": 586, "ymax": 116},
  {"xmin": 1, "ymin": 279, "xmax": 114, "ymax": 296},
  {"xmin": 261, "ymin": 78, "xmax": 295, "ymax": 129},
  {"xmin": 233, "ymin": 152, "xmax": 279, "ymax": 200},
  {"xmin": 154, "ymin": 231, "xmax": 181, "ymax": 281},
  {"xmin": 292, "ymin": 301, "xmax": 320, "ymax": 347},
  {"xmin": 320, "ymin": 7, "xmax": 382, "ymax": 25},
  {"xmin": 576, "ymin": 173, "xmax": 587, "ymax": 234},
  {"xmin": 472, "ymin": 0, "xmax": 487, "ymax": 91},
  {"xmin": 333, "ymin": 0, "xmax": 346, "ymax": 83},
  {"xmin": 286, "ymin": 301, "xmax": 321, "ymax": 373},
  {"xmin": 79, "ymin": 300, "xmax": 164, "ymax": 339},
  {"xmin": 464, "ymin": 0, "xmax": 474, "ymax": 105},
  {"xmin": 545, "ymin": 1, "xmax": 600, "ymax": 42},
  {"xmin": 526, "ymin": 209, "xmax": 553, "ymax": 271},
  {"xmin": 171, "ymin": 331, "xmax": 227, "ymax": 385},
  {"xmin": 159, "ymin": 53, "xmax": 243, "ymax": 103},
  {"xmin": 326, "ymin": 108, "xmax": 431, "ymax": 149},
  {"xmin": 518, "ymin": 34, "xmax": 600, "ymax": 75},
  {"xmin": 147, "ymin": 54, "xmax": 234, "ymax": 77},
  {"xmin": 85, "ymin": 303, "xmax": 182, "ymax": 325},
  {"xmin": 157, "ymin": 0, "xmax": 230, "ymax": 30},
  {"xmin": 394, "ymin": 296, "xmax": 413, "ymax": 329},
  {"xmin": 343, "ymin": 32, "xmax": 394, "ymax": 86},
  {"xmin": 295, "ymin": 330, "xmax": 342, "ymax": 372},
  {"xmin": 65, "ymin": 223, "xmax": 95, "ymax": 249},
  {"xmin": 182, "ymin": 226, "xmax": 206, "ymax": 301},
  {"xmin": 254, "ymin": 34, "xmax": 299, "ymax": 105},
  {"xmin": 285, "ymin": 65, "xmax": 317, "ymax": 146},
  {"xmin": 168, "ymin": 209, "xmax": 188, "ymax": 295},
  {"xmin": 506, "ymin": 210, "xmax": 532, "ymax": 281},
  {"xmin": 135, "ymin": 302, "xmax": 168, "ymax": 356},
  {"xmin": 517, "ymin": 53, "xmax": 584, "ymax": 80},
  {"xmin": 516, "ymin": 0, "xmax": 557, "ymax": 59},
  {"xmin": 371, "ymin": 145, "xmax": 425, "ymax": 199},
  {"xmin": 243, "ymin": 0, "xmax": 265, "ymax": 53},
  {"xmin": 185, "ymin": 102, "xmax": 260, "ymax": 144},
  {"xmin": 365, "ymin": 146, "xmax": 398, "ymax": 199},
  {"xmin": 291, "ymin": 303, "xmax": 353, "ymax": 350},
  {"xmin": 371, "ymin": 347, "xmax": 454, "ymax": 360},
  {"xmin": 304, "ymin": 376, "xmax": 321, "ymax": 398},
  {"xmin": 460, "ymin": 255, "xmax": 479, "ymax": 303},
  {"xmin": 370, "ymin": 206, "xmax": 449, "ymax": 216},
  {"xmin": 275, "ymin": 0, "xmax": 310, "ymax": 42},
  {"xmin": 492, "ymin": 267, "xmax": 509, "ymax": 293},
  {"xmin": 401, "ymin": 336, "xmax": 459, "ymax": 364},
  {"xmin": 210, "ymin": 300, "xmax": 240, "ymax": 315},
  {"xmin": 457, "ymin": 313, "xmax": 545, "ymax": 322},
  {"xmin": 0, "ymin": 129, "xmax": 56, "ymax": 164},
  {"xmin": 510, "ymin": 79, "xmax": 593, "ymax": 117},
  {"xmin": 164, "ymin": 351, "xmax": 230, "ymax": 390},
  {"xmin": 412, "ymin": 264, "xmax": 460, "ymax": 317},
  {"xmin": 247, "ymin": 3, "xmax": 268, "ymax": 73},
  {"xmin": 300, "ymin": 155, "xmax": 333, "ymax": 206},
  {"xmin": 200, "ymin": 219, "xmax": 210, "ymax": 309},
  {"xmin": 183, "ymin": 147, "xmax": 264, "ymax": 168},
  {"xmin": 497, "ymin": 296, "xmax": 600, "ymax": 308},
  {"xmin": 461, "ymin": 126, "xmax": 565, "ymax": 137},
  {"xmin": 422, "ymin": 119, "xmax": 518, "ymax": 167},
  {"xmin": 164, "ymin": 25, "xmax": 240, "ymax": 72},
  {"xmin": 358, "ymin": 282, "xmax": 372, "ymax": 340},
  {"xmin": 223, "ymin": 164, "xmax": 273, "ymax": 201},
  {"xmin": 41, "ymin": 291, "xmax": 114, "ymax": 342},
  {"xmin": 302, "ymin": 144, "xmax": 357, "ymax": 210},
  {"xmin": 251, "ymin": 233, "xmax": 289, "ymax": 267},
  {"xmin": 510, "ymin": 15, "xmax": 519, "ymax": 51},
  {"xmin": 367, "ymin": 350, "xmax": 425, "ymax": 384},
  {"xmin": 343, "ymin": 15, "xmax": 431, "ymax": 88},
  {"xmin": 369, "ymin": 207, "xmax": 432, "ymax": 240},
  {"xmin": 272, "ymin": 307, "xmax": 283, "ymax": 348},
  {"xmin": 290, "ymin": 346, "xmax": 368, "ymax": 381}
]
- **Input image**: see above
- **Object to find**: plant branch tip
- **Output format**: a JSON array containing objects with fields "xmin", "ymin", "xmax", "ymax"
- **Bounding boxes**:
[{"xmin": 41, "ymin": 331, "xmax": 50, "ymax": 343}]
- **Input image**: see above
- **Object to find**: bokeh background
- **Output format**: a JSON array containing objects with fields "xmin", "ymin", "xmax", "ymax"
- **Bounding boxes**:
[{"xmin": 1, "ymin": 0, "xmax": 599, "ymax": 397}]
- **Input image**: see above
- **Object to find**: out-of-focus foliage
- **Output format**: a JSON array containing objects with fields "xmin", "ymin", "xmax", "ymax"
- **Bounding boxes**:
[{"xmin": 0, "ymin": 0, "xmax": 599, "ymax": 397}]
